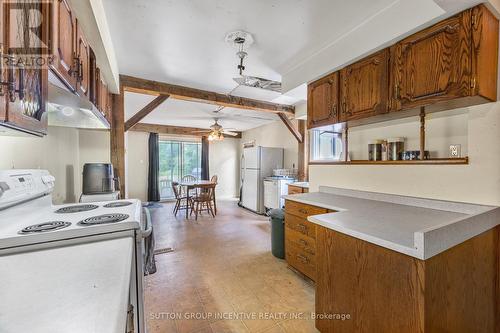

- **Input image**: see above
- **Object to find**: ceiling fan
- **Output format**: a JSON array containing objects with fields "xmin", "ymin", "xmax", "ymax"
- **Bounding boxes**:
[{"xmin": 191, "ymin": 119, "xmax": 239, "ymax": 141}]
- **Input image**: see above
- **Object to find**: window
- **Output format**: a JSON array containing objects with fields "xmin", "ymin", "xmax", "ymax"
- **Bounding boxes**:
[
  {"xmin": 159, "ymin": 140, "xmax": 202, "ymax": 199},
  {"xmin": 310, "ymin": 126, "xmax": 343, "ymax": 162}
]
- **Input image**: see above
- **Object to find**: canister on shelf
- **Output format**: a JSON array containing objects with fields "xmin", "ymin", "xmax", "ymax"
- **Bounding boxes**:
[
  {"xmin": 387, "ymin": 138, "xmax": 405, "ymax": 161},
  {"xmin": 368, "ymin": 140, "xmax": 384, "ymax": 161}
]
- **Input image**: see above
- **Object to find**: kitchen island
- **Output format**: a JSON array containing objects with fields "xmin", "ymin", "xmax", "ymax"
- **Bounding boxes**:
[{"xmin": 284, "ymin": 187, "xmax": 500, "ymax": 333}]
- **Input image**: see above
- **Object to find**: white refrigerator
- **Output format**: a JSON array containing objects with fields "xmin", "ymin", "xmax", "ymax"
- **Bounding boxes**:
[{"xmin": 240, "ymin": 146, "xmax": 284, "ymax": 214}]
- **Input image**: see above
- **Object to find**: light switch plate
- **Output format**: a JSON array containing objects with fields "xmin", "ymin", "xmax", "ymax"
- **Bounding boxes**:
[{"xmin": 449, "ymin": 144, "xmax": 461, "ymax": 158}]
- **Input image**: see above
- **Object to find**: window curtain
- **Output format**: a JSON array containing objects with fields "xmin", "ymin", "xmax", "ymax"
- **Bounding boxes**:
[
  {"xmin": 147, "ymin": 133, "xmax": 160, "ymax": 202},
  {"xmin": 201, "ymin": 136, "xmax": 210, "ymax": 180}
]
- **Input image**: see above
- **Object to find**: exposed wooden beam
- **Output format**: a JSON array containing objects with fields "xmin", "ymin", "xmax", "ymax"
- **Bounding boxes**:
[
  {"xmin": 124, "ymin": 94, "xmax": 170, "ymax": 131},
  {"xmin": 131, "ymin": 123, "xmax": 242, "ymax": 139},
  {"xmin": 120, "ymin": 75, "xmax": 295, "ymax": 115},
  {"xmin": 278, "ymin": 113, "xmax": 303, "ymax": 143},
  {"xmin": 110, "ymin": 86, "xmax": 126, "ymax": 199},
  {"xmin": 297, "ymin": 120, "xmax": 309, "ymax": 181}
]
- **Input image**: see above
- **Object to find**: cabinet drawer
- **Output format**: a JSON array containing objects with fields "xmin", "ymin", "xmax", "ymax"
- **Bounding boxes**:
[
  {"xmin": 285, "ymin": 213, "xmax": 316, "ymax": 239},
  {"xmin": 286, "ymin": 227, "xmax": 315, "ymax": 255},
  {"xmin": 285, "ymin": 200, "xmax": 328, "ymax": 219},
  {"xmin": 286, "ymin": 241, "xmax": 316, "ymax": 281},
  {"xmin": 288, "ymin": 185, "xmax": 303, "ymax": 195}
]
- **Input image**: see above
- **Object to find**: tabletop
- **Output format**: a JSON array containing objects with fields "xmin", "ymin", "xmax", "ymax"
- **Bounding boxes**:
[{"xmin": 179, "ymin": 180, "xmax": 216, "ymax": 187}]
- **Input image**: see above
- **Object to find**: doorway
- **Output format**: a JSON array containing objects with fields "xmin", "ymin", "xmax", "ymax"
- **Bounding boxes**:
[{"xmin": 159, "ymin": 140, "xmax": 202, "ymax": 200}]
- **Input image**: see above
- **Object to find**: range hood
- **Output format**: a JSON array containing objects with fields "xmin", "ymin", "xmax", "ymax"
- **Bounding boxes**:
[{"xmin": 47, "ymin": 71, "xmax": 110, "ymax": 130}]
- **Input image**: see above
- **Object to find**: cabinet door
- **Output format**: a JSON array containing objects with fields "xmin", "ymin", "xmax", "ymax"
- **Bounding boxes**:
[
  {"xmin": 51, "ymin": 0, "xmax": 76, "ymax": 90},
  {"xmin": 99, "ymin": 75, "xmax": 109, "ymax": 117},
  {"xmin": 88, "ymin": 47, "xmax": 97, "ymax": 105},
  {"xmin": 107, "ymin": 92, "xmax": 113, "ymax": 123},
  {"xmin": 2, "ymin": 0, "xmax": 49, "ymax": 135},
  {"xmin": 0, "ymin": 0, "xmax": 6, "ymax": 122},
  {"xmin": 340, "ymin": 49, "xmax": 389, "ymax": 121},
  {"xmin": 76, "ymin": 21, "xmax": 89, "ymax": 98},
  {"xmin": 307, "ymin": 72, "xmax": 339, "ymax": 129},
  {"xmin": 390, "ymin": 12, "xmax": 471, "ymax": 111}
]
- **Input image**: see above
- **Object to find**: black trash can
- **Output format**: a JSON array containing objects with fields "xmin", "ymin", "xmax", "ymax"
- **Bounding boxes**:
[{"xmin": 268, "ymin": 209, "xmax": 285, "ymax": 259}]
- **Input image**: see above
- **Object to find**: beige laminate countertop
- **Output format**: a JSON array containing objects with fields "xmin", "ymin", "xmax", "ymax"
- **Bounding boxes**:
[{"xmin": 284, "ymin": 186, "xmax": 500, "ymax": 259}]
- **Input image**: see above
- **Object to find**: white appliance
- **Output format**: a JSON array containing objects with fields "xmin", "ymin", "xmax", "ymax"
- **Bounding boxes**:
[
  {"xmin": 240, "ymin": 146, "xmax": 284, "ymax": 214},
  {"xmin": 264, "ymin": 177, "xmax": 295, "ymax": 210},
  {"xmin": 0, "ymin": 170, "xmax": 149, "ymax": 333},
  {"xmin": 80, "ymin": 191, "xmax": 121, "ymax": 203}
]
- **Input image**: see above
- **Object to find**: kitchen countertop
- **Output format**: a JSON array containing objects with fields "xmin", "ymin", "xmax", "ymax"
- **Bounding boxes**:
[
  {"xmin": 289, "ymin": 182, "xmax": 309, "ymax": 189},
  {"xmin": 284, "ymin": 186, "xmax": 500, "ymax": 259}
]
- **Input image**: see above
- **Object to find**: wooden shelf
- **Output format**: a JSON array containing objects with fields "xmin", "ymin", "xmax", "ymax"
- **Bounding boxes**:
[{"xmin": 310, "ymin": 157, "xmax": 469, "ymax": 165}]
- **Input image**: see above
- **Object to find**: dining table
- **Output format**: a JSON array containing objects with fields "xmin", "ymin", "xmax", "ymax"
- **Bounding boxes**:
[{"xmin": 178, "ymin": 180, "xmax": 217, "ymax": 219}]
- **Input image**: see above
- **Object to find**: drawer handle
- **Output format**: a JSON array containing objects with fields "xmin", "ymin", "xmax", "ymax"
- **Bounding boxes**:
[
  {"xmin": 298, "ymin": 224, "xmax": 308, "ymax": 232},
  {"xmin": 298, "ymin": 208, "xmax": 308, "ymax": 215},
  {"xmin": 299, "ymin": 239, "xmax": 308, "ymax": 246},
  {"xmin": 297, "ymin": 254, "xmax": 309, "ymax": 264}
]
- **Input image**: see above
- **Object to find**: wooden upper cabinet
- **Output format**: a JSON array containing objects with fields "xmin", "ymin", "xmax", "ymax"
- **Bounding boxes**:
[
  {"xmin": 340, "ymin": 49, "xmax": 389, "ymax": 122},
  {"xmin": 470, "ymin": 5, "xmax": 499, "ymax": 102},
  {"xmin": 307, "ymin": 72, "xmax": 339, "ymax": 129},
  {"xmin": 51, "ymin": 0, "xmax": 77, "ymax": 91},
  {"xmin": 0, "ymin": 0, "xmax": 6, "ymax": 123},
  {"xmin": 75, "ymin": 20, "xmax": 90, "ymax": 98},
  {"xmin": 89, "ymin": 47, "xmax": 97, "ymax": 105},
  {"xmin": 1, "ymin": 0, "xmax": 49, "ymax": 135},
  {"xmin": 389, "ymin": 12, "xmax": 472, "ymax": 111}
]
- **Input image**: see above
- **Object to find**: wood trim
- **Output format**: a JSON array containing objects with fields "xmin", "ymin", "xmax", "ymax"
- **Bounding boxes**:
[
  {"xmin": 309, "ymin": 158, "xmax": 469, "ymax": 165},
  {"xmin": 124, "ymin": 94, "xmax": 169, "ymax": 131},
  {"xmin": 110, "ymin": 87, "xmax": 126, "ymax": 198},
  {"xmin": 130, "ymin": 123, "xmax": 242, "ymax": 139},
  {"xmin": 278, "ymin": 113, "xmax": 303, "ymax": 143},
  {"xmin": 297, "ymin": 120, "xmax": 309, "ymax": 181},
  {"xmin": 120, "ymin": 75, "xmax": 295, "ymax": 115}
]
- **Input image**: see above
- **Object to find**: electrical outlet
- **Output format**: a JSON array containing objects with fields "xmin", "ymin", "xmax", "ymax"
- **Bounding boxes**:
[{"xmin": 449, "ymin": 144, "xmax": 461, "ymax": 158}]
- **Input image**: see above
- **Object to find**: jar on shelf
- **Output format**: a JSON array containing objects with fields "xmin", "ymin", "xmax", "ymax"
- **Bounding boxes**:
[
  {"xmin": 387, "ymin": 138, "xmax": 405, "ymax": 161},
  {"xmin": 368, "ymin": 140, "xmax": 383, "ymax": 161}
]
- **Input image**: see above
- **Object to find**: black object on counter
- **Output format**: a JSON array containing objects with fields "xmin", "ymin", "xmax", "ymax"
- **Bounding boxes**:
[{"xmin": 82, "ymin": 163, "xmax": 117, "ymax": 194}]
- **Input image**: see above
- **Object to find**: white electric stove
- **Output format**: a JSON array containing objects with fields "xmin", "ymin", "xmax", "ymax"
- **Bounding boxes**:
[{"xmin": 0, "ymin": 169, "xmax": 148, "ymax": 333}]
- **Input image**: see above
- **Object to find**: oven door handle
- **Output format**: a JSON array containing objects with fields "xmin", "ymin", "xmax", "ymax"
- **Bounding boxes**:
[{"xmin": 141, "ymin": 208, "xmax": 153, "ymax": 238}]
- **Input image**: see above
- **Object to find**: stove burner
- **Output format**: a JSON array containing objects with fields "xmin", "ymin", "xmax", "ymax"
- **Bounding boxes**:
[
  {"xmin": 20, "ymin": 221, "xmax": 71, "ymax": 234},
  {"xmin": 78, "ymin": 214, "xmax": 130, "ymax": 226},
  {"xmin": 55, "ymin": 204, "xmax": 99, "ymax": 214},
  {"xmin": 103, "ymin": 201, "xmax": 133, "ymax": 208}
]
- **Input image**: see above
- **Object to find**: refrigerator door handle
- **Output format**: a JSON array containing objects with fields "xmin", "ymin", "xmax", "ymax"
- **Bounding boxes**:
[{"xmin": 241, "ymin": 155, "xmax": 245, "ymax": 182}]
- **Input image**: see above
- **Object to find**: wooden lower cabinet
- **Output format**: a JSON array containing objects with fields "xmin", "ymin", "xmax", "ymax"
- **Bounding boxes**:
[
  {"xmin": 284, "ymin": 200, "xmax": 328, "ymax": 281},
  {"xmin": 315, "ymin": 225, "xmax": 500, "ymax": 333},
  {"xmin": 288, "ymin": 185, "xmax": 309, "ymax": 195}
]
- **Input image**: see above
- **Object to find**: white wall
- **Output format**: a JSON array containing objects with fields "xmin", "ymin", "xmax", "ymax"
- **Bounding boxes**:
[
  {"xmin": 241, "ymin": 120, "xmax": 299, "ymax": 169},
  {"xmin": 0, "ymin": 127, "xmax": 110, "ymax": 204},
  {"xmin": 310, "ymin": 102, "xmax": 500, "ymax": 206},
  {"xmin": 347, "ymin": 108, "xmax": 468, "ymax": 160},
  {"xmin": 209, "ymin": 138, "xmax": 240, "ymax": 199},
  {"xmin": 126, "ymin": 131, "xmax": 149, "ymax": 201},
  {"xmin": 125, "ymin": 132, "xmax": 240, "ymax": 201}
]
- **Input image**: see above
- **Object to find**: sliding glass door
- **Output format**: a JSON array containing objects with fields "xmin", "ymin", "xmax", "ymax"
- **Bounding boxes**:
[{"xmin": 159, "ymin": 140, "xmax": 202, "ymax": 200}]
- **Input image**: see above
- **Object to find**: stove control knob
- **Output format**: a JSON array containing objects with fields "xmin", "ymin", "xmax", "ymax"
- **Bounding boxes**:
[{"xmin": 0, "ymin": 181, "xmax": 10, "ymax": 197}]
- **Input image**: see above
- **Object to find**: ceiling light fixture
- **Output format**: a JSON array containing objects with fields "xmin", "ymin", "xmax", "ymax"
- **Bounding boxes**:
[{"xmin": 225, "ymin": 30, "xmax": 282, "ymax": 93}]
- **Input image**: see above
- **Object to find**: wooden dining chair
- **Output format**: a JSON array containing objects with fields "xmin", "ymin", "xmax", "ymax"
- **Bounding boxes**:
[
  {"xmin": 172, "ymin": 182, "xmax": 192, "ymax": 216},
  {"xmin": 181, "ymin": 175, "xmax": 197, "ymax": 196},
  {"xmin": 210, "ymin": 175, "xmax": 218, "ymax": 215},
  {"xmin": 190, "ymin": 184, "xmax": 216, "ymax": 220},
  {"xmin": 182, "ymin": 175, "xmax": 196, "ymax": 182}
]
